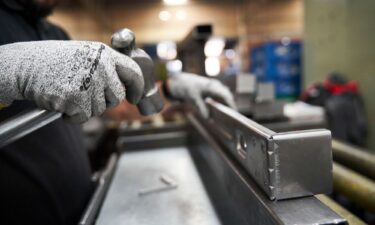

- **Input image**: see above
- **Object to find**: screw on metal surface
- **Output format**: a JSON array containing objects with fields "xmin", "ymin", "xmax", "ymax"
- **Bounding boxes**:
[{"xmin": 138, "ymin": 174, "xmax": 178, "ymax": 196}]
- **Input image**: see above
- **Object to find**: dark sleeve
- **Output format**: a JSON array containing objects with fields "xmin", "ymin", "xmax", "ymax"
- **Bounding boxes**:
[
  {"xmin": 50, "ymin": 22, "xmax": 71, "ymax": 40},
  {"xmin": 39, "ymin": 19, "xmax": 71, "ymax": 41}
]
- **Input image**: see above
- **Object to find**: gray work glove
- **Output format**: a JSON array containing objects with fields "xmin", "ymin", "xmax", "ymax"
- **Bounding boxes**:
[
  {"xmin": 0, "ymin": 40, "xmax": 144, "ymax": 123},
  {"xmin": 167, "ymin": 72, "xmax": 237, "ymax": 118}
]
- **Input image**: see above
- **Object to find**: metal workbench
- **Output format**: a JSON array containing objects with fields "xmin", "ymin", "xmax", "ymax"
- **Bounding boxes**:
[
  {"xmin": 96, "ymin": 147, "xmax": 221, "ymax": 225},
  {"xmin": 0, "ymin": 101, "xmax": 349, "ymax": 225},
  {"xmin": 82, "ymin": 100, "xmax": 346, "ymax": 225}
]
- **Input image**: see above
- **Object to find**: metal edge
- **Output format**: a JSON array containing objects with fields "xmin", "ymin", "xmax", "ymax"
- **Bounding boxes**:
[
  {"xmin": 206, "ymin": 98, "xmax": 276, "ymax": 138},
  {"xmin": 79, "ymin": 153, "xmax": 118, "ymax": 225},
  {"xmin": 0, "ymin": 109, "xmax": 61, "ymax": 148},
  {"xmin": 117, "ymin": 131, "xmax": 188, "ymax": 152},
  {"xmin": 187, "ymin": 113, "xmax": 284, "ymax": 225},
  {"xmin": 188, "ymin": 113, "xmax": 347, "ymax": 225},
  {"xmin": 271, "ymin": 129, "xmax": 333, "ymax": 199},
  {"xmin": 205, "ymin": 99, "xmax": 333, "ymax": 200}
]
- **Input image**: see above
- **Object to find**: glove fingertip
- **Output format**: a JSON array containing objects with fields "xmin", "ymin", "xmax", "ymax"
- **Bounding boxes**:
[
  {"xmin": 113, "ymin": 53, "xmax": 144, "ymax": 105},
  {"xmin": 63, "ymin": 114, "xmax": 86, "ymax": 124},
  {"xmin": 194, "ymin": 98, "xmax": 209, "ymax": 119}
]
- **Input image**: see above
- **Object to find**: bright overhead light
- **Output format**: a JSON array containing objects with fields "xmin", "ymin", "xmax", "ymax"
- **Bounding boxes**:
[
  {"xmin": 176, "ymin": 10, "xmax": 187, "ymax": 20},
  {"xmin": 163, "ymin": 0, "xmax": 188, "ymax": 5},
  {"xmin": 159, "ymin": 11, "xmax": 172, "ymax": 21},
  {"xmin": 204, "ymin": 37, "xmax": 225, "ymax": 57},
  {"xmin": 205, "ymin": 57, "xmax": 221, "ymax": 76},
  {"xmin": 281, "ymin": 36, "xmax": 291, "ymax": 46},
  {"xmin": 157, "ymin": 41, "xmax": 177, "ymax": 60},
  {"xmin": 224, "ymin": 49, "xmax": 236, "ymax": 59},
  {"xmin": 167, "ymin": 60, "xmax": 183, "ymax": 74}
]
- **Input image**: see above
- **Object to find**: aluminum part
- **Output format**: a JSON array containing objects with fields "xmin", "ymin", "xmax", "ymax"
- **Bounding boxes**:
[
  {"xmin": 188, "ymin": 114, "xmax": 346, "ymax": 225},
  {"xmin": 205, "ymin": 98, "xmax": 333, "ymax": 200}
]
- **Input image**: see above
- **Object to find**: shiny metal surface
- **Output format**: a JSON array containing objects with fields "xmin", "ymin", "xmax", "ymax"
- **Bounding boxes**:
[
  {"xmin": 79, "ymin": 154, "xmax": 118, "ymax": 225},
  {"xmin": 333, "ymin": 162, "xmax": 375, "ymax": 212},
  {"xmin": 262, "ymin": 117, "xmax": 327, "ymax": 132},
  {"xmin": 96, "ymin": 147, "xmax": 221, "ymax": 225},
  {"xmin": 205, "ymin": 99, "xmax": 332, "ymax": 200},
  {"xmin": 111, "ymin": 28, "xmax": 164, "ymax": 115},
  {"xmin": 252, "ymin": 100, "xmax": 285, "ymax": 120},
  {"xmin": 188, "ymin": 114, "xmax": 346, "ymax": 225},
  {"xmin": 92, "ymin": 114, "xmax": 345, "ymax": 225},
  {"xmin": 117, "ymin": 131, "xmax": 187, "ymax": 151},
  {"xmin": 316, "ymin": 195, "xmax": 367, "ymax": 225},
  {"xmin": 0, "ymin": 109, "xmax": 61, "ymax": 148},
  {"xmin": 332, "ymin": 139, "xmax": 375, "ymax": 180}
]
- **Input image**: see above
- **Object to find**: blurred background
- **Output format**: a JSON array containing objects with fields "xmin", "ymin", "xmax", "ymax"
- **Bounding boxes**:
[
  {"xmin": 48, "ymin": 0, "xmax": 375, "ymax": 150},
  {"xmin": 33, "ymin": 1, "xmax": 375, "ymax": 224}
]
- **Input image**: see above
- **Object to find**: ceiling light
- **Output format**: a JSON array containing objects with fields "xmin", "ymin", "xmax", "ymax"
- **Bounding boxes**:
[
  {"xmin": 281, "ymin": 36, "xmax": 291, "ymax": 46},
  {"xmin": 224, "ymin": 49, "xmax": 236, "ymax": 59},
  {"xmin": 163, "ymin": 0, "xmax": 188, "ymax": 5},
  {"xmin": 166, "ymin": 60, "xmax": 183, "ymax": 74},
  {"xmin": 176, "ymin": 10, "xmax": 187, "ymax": 20},
  {"xmin": 159, "ymin": 11, "xmax": 172, "ymax": 21},
  {"xmin": 157, "ymin": 41, "xmax": 177, "ymax": 60},
  {"xmin": 205, "ymin": 57, "xmax": 221, "ymax": 76},
  {"xmin": 204, "ymin": 38, "xmax": 225, "ymax": 57}
]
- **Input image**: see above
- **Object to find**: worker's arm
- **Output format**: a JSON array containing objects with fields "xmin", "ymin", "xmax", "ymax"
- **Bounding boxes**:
[
  {"xmin": 164, "ymin": 72, "xmax": 237, "ymax": 118},
  {"xmin": 0, "ymin": 40, "xmax": 144, "ymax": 123}
]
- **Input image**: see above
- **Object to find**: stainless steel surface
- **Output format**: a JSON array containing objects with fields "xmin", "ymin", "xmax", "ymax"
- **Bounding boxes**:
[
  {"xmin": 262, "ymin": 117, "xmax": 327, "ymax": 132},
  {"xmin": 205, "ymin": 99, "xmax": 332, "ymax": 200},
  {"xmin": 138, "ymin": 175, "xmax": 178, "ymax": 196},
  {"xmin": 253, "ymin": 100, "xmax": 285, "ymax": 120},
  {"xmin": 332, "ymin": 139, "xmax": 375, "ymax": 180},
  {"xmin": 111, "ymin": 28, "xmax": 164, "ymax": 115},
  {"xmin": 316, "ymin": 194, "xmax": 367, "ymax": 225},
  {"xmin": 0, "ymin": 109, "xmax": 61, "ymax": 148},
  {"xmin": 256, "ymin": 82, "xmax": 275, "ymax": 102},
  {"xmin": 222, "ymin": 75, "xmax": 285, "ymax": 118},
  {"xmin": 188, "ymin": 114, "xmax": 346, "ymax": 225},
  {"xmin": 233, "ymin": 74, "xmax": 256, "ymax": 115},
  {"xmin": 91, "ymin": 114, "xmax": 345, "ymax": 225},
  {"xmin": 119, "ymin": 122, "xmax": 187, "ymax": 136},
  {"xmin": 96, "ymin": 147, "xmax": 221, "ymax": 225},
  {"xmin": 236, "ymin": 74, "xmax": 256, "ymax": 94},
  {"xmin": 117, "ymin": 131, "xmax": 187, "ymax": 151},
  {"xmin": 79, "ymin": 154, "xmax": 118, "ymax": 225}
]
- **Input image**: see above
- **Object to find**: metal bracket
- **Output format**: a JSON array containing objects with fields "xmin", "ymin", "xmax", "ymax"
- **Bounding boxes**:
[{"xmin": 204, "ymin": 99, "xmax": 332, "ymax": 200}]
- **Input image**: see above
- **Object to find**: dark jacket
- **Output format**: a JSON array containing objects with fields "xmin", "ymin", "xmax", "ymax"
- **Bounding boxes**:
[{"xmin": 0, "ymin": 4, "xmax": 93, "ymax": 225}]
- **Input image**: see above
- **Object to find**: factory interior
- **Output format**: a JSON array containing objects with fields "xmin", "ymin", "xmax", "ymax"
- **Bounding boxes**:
[{"xmin": 0, "ymin": 0, "xmax": 375, "ymax": 224}]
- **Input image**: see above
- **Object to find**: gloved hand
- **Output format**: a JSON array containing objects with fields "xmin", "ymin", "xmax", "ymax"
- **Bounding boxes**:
[
  {"xmin": 167, "ymin": 72, "xmax": 236, "ymax": 118},
  {"xmin": 0, "ymin": 40, "xmax": 144, "ymax": 123}
]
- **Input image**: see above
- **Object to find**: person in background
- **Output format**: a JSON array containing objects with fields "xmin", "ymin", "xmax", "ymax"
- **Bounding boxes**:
[{"xmin": 0, "ymin": 1, "xmax": 236, "ymax": 225}]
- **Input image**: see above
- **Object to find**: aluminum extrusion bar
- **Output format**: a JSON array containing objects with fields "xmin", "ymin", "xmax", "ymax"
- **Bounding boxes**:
[
  {"xmin": 205, "ymin": 99, "xmax": 332, "ymax": 200},
  {"xmin": 0, "ymin": 109, "xmax": 61, "ymax": 148},
  {"xmin": 189, "ymin": 114, "xmax": 346, "ymax": 225},
  {"xmin": 332, "ymin": 139, "xmax": 375, "ymax": 180}
]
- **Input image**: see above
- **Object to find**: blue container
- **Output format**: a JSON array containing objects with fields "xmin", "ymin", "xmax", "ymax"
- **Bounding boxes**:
[
  {"xmin": 250, "ymin": 46, "xmax": 265, "ymax": 64},
  {"xmin": 250, "ymin": 40, "xmax": 302, "ymax": 98},
  {"xmin": 251, "ymin": 61, "xmax": 301, "ymax": 81},
  {"xmin": 275, "ymin": 79, "xmax": 301, "ymax": 98},
  {"xmin": 263, "ymin": 42, "xmax": 301, "ymax": 62},
  {"xmin": 268, "ymin": 60, "xmax": 301, "ymax": 80}
]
